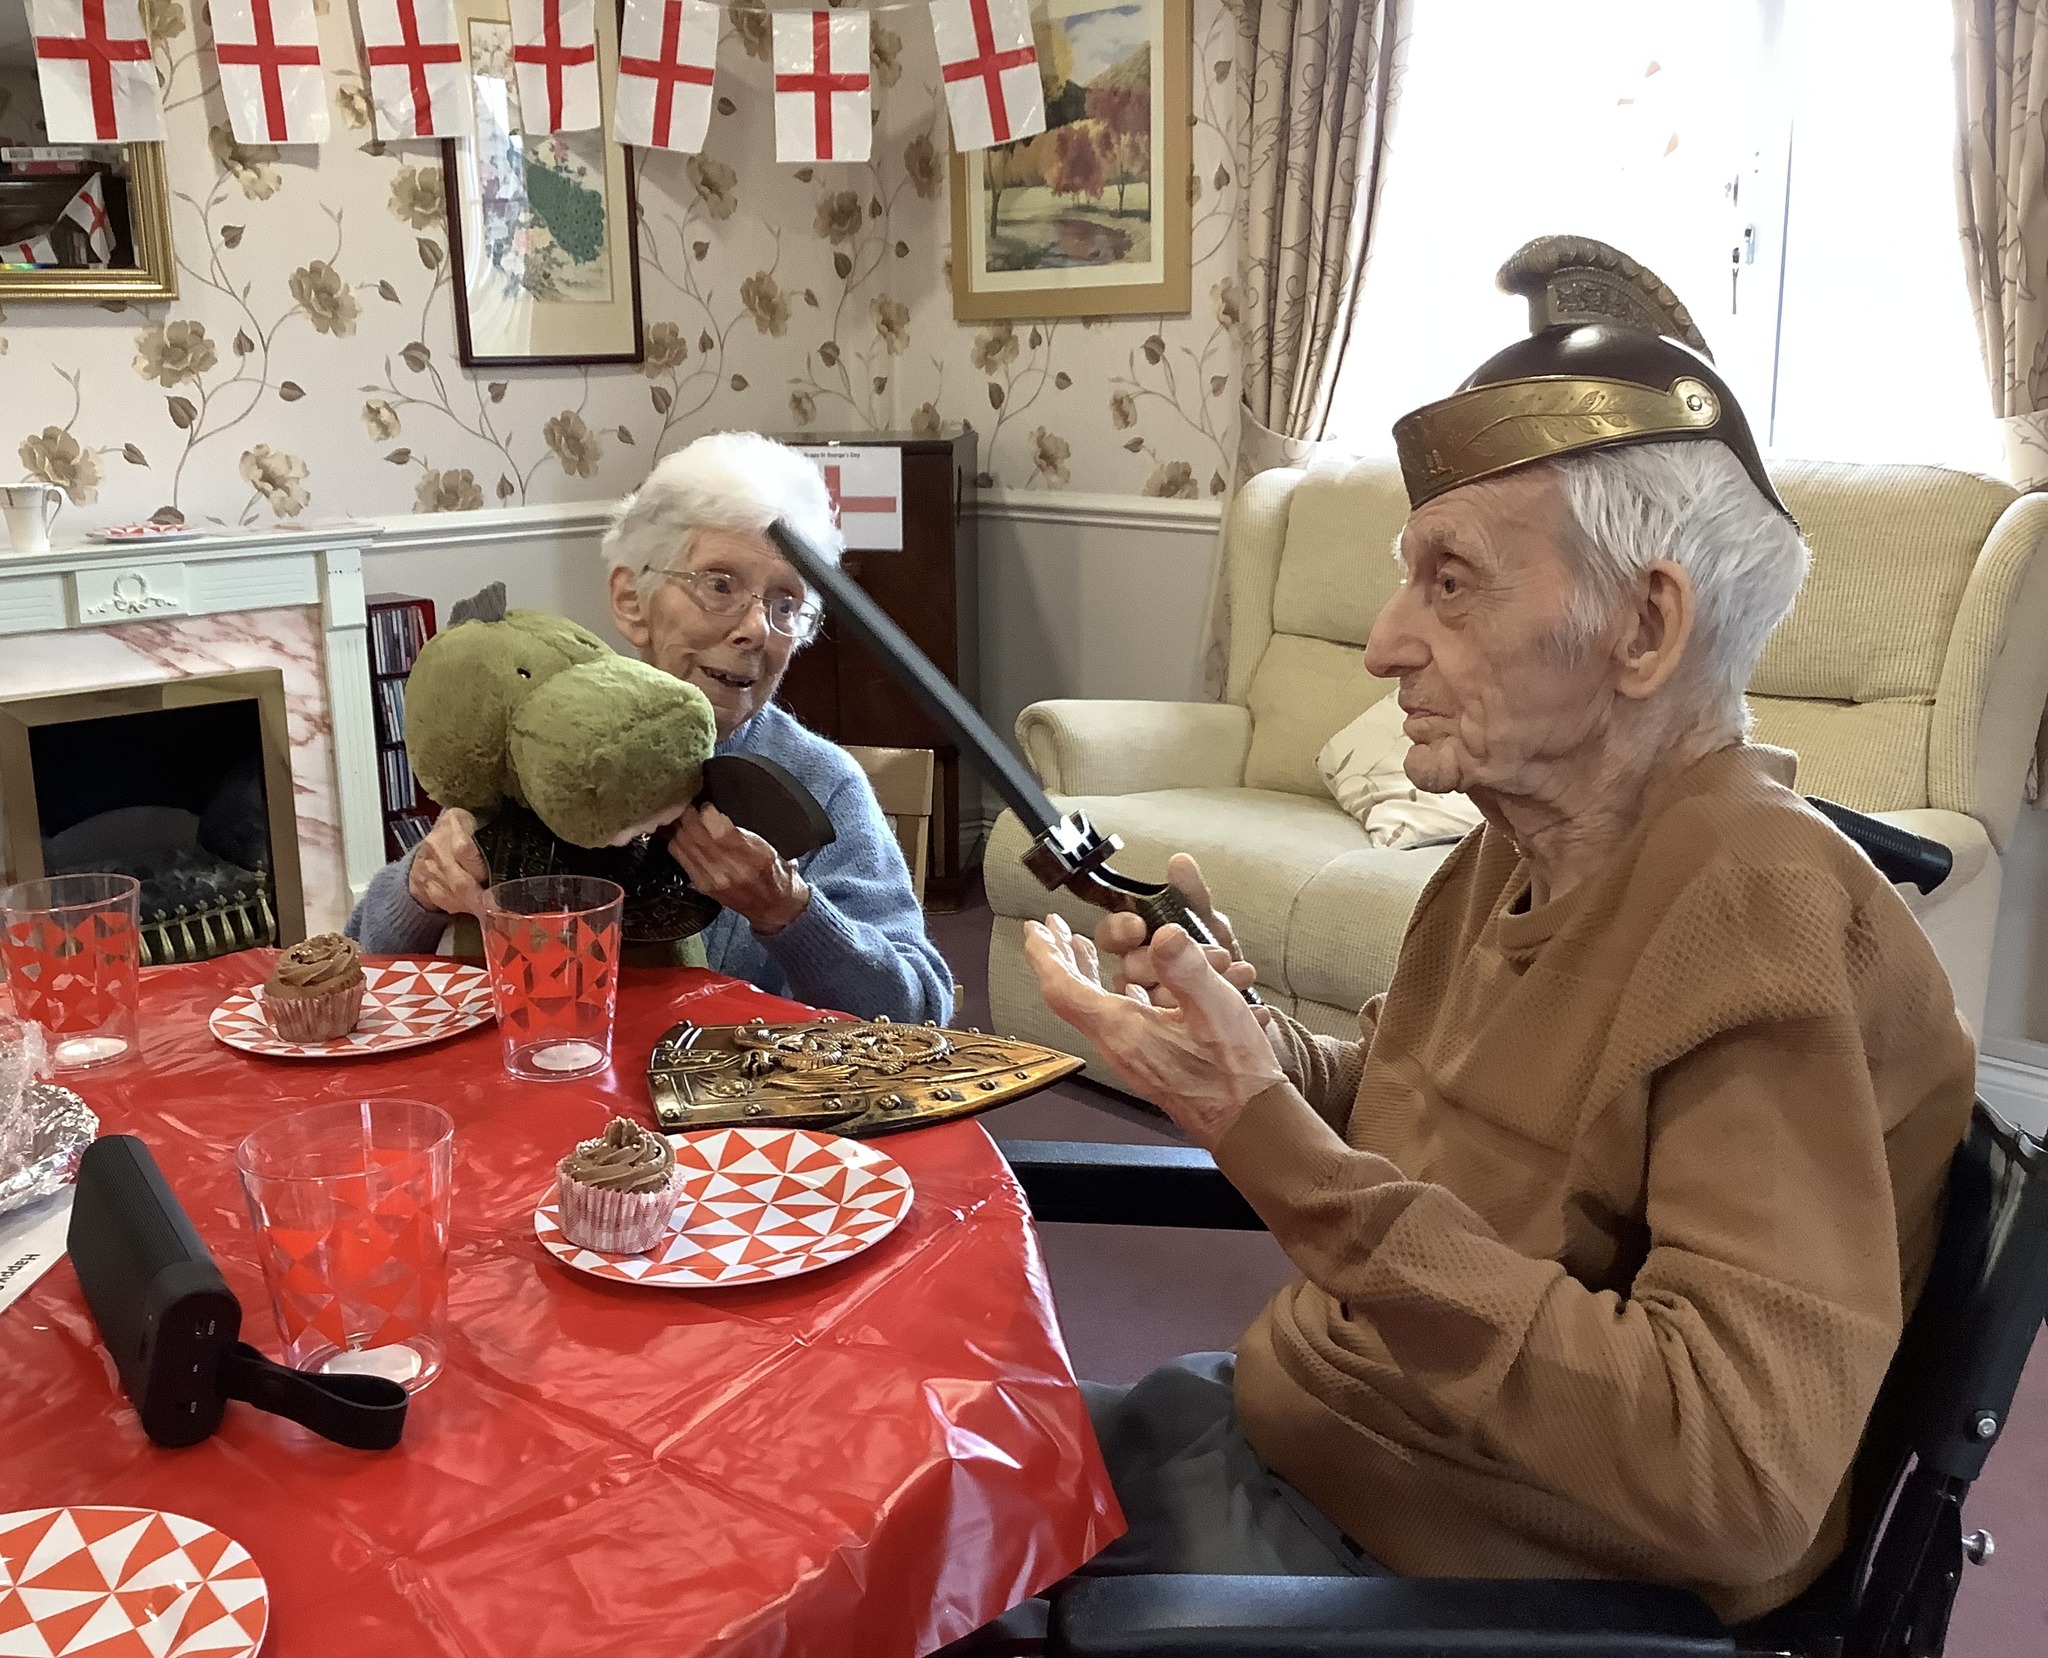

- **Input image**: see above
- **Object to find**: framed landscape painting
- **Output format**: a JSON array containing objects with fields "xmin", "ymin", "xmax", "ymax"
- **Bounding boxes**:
[
  {"xmin": 949, "ymin": 0, "xmax": 1191, "ymax": 321},
  {"xmin": 442, "ymin": 0, "xmax": 645, "ymax": 366}
]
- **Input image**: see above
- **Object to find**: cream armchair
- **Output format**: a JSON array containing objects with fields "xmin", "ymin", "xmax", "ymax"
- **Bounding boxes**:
[{"xmin": 984, "ymin": 458, "xmax": 2048, "ymax": 1080}]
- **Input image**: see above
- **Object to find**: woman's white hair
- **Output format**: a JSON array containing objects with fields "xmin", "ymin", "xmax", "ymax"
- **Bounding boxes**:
[
  {"xmin": 600, "ymin": 430, "xmax": 845, "ymax": 596},
  {"xmin": 1549, "ymin": 440, "xmax": 1809, "ymax": 730}
]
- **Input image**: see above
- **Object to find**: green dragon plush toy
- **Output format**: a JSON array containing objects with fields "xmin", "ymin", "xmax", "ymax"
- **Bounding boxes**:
[
  {"xmin": 405, "ymin": 583, "xmax": 718, "ymax": 851},
  {"xmin": 401, "ymin": 583, "xmax": 833, "ymax": 963}
]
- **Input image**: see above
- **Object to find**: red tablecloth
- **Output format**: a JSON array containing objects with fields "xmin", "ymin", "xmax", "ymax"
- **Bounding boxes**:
[{"xmin": 0, "ymin": 956, "xmax": 1123, "ymax": 1657}]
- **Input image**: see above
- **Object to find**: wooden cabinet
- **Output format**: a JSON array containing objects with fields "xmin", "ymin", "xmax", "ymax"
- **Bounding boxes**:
[{"xmin": 773, "ymin": 431, "xmax": 980, "ymax": 909}]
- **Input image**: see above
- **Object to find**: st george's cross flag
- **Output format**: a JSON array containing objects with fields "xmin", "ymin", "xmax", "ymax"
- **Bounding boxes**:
[
  {"xmin": 612, "ymin": 0, "xmax": 717, "ymax": 152},
  {"xmin": 3, "ymin": 236, "xmax": 58, "ymax": 266},
  {"xmin": 28, "ymin": 0, "xmax": 164, "ymax": 143},
  {"xmin": 61, "ymin": 172, "xmax": 116, "ymax": 262},
  {"xmin": 930, "ymin": 0, "xmax": 1043, "ymax": 152},
  {"xmin": 772, "ymin": 10, "xmax": 868, "ymax": 164},
  {"xmin": 509, "ymin": 0, "xmax": 599, "ymax": 133},
  {"xmin": 212, "ymin": 0, "xmax": 329, "ymax": 145},
  {"xmin": 359, "ymin": 0, "xmax": 471, "ymax": 139}
]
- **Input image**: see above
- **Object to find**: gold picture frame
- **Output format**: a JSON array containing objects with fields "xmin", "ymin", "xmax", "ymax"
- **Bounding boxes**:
[
  {"xmin": 441, "ymin": 0, "xmax": 644, "ymax": 367},
  {"xmin": 0, "ymin": 142, "xmax": 178, "ymax": 303},
  {"xmin": 948, "ymin": 0, "xmax": 1191, "ymax": 321}
]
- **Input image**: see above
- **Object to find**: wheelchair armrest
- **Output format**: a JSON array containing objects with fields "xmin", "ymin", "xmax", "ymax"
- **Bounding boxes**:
[
  {"xmin": 1048, "ymin": 1575, "xmax": 1735, "ymax": 1658},
  {"xmin": 995, "ymin": 1140, "xmax": 1267, "ymax": 1231}
]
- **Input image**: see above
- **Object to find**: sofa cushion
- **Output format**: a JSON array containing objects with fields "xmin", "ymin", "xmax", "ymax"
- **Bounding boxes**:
[
  {"xmin": 1239, "ymin": 459, "xmax": 1409, "ymax": 796},
  {"xmin": 1283, "ymin": 842, "xmax": 1458, "ymax": 1013},
  {"xmin": 1244, "ymin": 638, "xmax": 1390, "ymax": 795},
  {"xmin": 1756, "ymin": 461, "xmax": 2012, "ymax": 703},
  {"xmin": 983, "ymin": 787, "xmax": 1375, "ymax": 992},
  {"xmin": 1746, "ymin": 695, "xmax": 1932, "ymax": 811},
  {"xmin": 1270, "ymin": 459, "xmax": 1410, "ymax": 646}
]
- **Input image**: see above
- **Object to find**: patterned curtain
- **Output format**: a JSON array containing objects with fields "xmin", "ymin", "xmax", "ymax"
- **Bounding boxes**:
[
  {"xmin": 1201, "ymin": 0, "xmax": 1406, "ymax": 696},
  {"xmin": 1955, "ymin": 0, "xmax": 2048, "ymax": 487}
]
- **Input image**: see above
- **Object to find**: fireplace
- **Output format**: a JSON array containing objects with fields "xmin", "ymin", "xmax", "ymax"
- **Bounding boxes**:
[{"xmin": 0, "ymin": 671, "xmax": 308, "ymax": 964}]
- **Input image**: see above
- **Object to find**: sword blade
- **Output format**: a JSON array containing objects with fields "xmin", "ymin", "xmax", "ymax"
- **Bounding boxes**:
[{"xmin": 767, "ymin": 517, "xmax": 1064, "ymax": 840}]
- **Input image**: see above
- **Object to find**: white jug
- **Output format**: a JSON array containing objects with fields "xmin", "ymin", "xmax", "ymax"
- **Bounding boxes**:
[{"xmin": 0, "ymin": 484, "xmax": 62, "ymax": 556}]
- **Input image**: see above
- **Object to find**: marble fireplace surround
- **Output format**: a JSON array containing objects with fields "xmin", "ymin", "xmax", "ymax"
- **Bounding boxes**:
[{"xmin": 0, "ymin": 529, "xmax": 387, "ymax": 936}]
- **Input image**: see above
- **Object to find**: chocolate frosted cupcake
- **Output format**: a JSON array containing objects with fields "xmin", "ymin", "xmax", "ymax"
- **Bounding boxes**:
[
  {"xmin": 261, "ymin": 934, "xmax": 367, "ymax": 1043},
  {"xmin": 557, "ymin": 1118, "xmax": 679, "ymax": 1254}
]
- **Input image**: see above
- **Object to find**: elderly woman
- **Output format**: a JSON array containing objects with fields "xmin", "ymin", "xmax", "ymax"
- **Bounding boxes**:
[
  {"xmin": 347, "ymin": 431, "xmax": 952, "ymax": 1026},
  {"xmin": 1024, "ymin": 242, "xmax": 1975, "ymax": 1621}
]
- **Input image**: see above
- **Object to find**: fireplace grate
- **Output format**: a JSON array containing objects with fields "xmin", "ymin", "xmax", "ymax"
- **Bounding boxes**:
[{"xmin": 139, "ymin": 881, "xmax": 279, "ymax": 967}]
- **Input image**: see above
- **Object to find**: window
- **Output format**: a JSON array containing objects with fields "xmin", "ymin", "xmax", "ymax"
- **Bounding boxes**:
[{"xmin": 1328, "ymin": 0, "xmax": 1998, "ymax": 475}]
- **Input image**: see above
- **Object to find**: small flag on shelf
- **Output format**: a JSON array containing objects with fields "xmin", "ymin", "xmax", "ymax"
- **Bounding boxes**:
[
  {"xmin": 359, "ymin": 0, "xmax": 470, "ymax": 139},
  {"xmin": 772, "ymin": 9, "xmax": 869, "ymax": 165},
  {"xmin": 212, "ymin": 0, "xmax": 329, "ymax": 145},
  {"xmin": 613, "ymin": 0, "xmax": 717, "ymax": 152},
  {"xmin": 60, "ymin": 172, "xmax": 115, "ymax": 262},
  {"xmin": 29, "ymin": 0, "xmax": 164, "ymax": 143},
  {"xmin": 509, "ymin": 0, "xmax": 600, "ymax": 133},
  {"xmin": 931, "ymin": 0, "xmax": 1042, "ymax": 152}
]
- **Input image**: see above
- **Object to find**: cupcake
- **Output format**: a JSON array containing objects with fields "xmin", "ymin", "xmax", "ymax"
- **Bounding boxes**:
[
  {"xmin": 557, "ymin": 1118, "xmax": 679, "ymax": 1254},
  {"xmin": 261, "ymin": 934, "xmax": 367, "ymax": 1042}
]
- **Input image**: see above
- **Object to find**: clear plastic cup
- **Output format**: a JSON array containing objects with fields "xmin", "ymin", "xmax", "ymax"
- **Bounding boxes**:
[
  {"xmin": 480, "ymin": 875, "xmax": 623, "ymax": 1081},
  {"xmin": 0, "ymin": 874, "xmax": 141, "ymax": 1069},
  {"xmin": 236, "ymin": 1099, "xmax": 455, "ymax": 1392}
]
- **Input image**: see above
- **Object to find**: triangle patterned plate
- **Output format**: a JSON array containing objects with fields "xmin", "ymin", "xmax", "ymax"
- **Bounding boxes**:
[
  {"xmin": 0, "ymin": 1506, "xmax": 268, "ymax": 1658},
  {"xmin": 533, "ymin": 1126, "xmax": 914, "ymax": 1288},
  {"xmin": 209, "ymin": 959, "xmax": 494, "ymax": 1060}
]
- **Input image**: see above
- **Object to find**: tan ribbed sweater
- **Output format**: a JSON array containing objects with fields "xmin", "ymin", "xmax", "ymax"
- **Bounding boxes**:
[{"xmin": 1214, "ymin": 744, "xmax": 1974, "ymax": 1623}]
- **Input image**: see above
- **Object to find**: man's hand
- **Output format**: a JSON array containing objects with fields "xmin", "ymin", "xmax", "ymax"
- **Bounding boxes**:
[
  {"xmin": 406, "ymin": 807, "xmax": 489, "ymax": 917},
  {"xmin": 667, "ymin": 803, "xmax": 811, "ymax": 934},
  {"xmin": 1024, "ymin": 913, "xmax": 1285, "ymax": 1150},
  {"xmin": 1095, "ymin": 854, "xmax": 1259, "ymax": 1007}
]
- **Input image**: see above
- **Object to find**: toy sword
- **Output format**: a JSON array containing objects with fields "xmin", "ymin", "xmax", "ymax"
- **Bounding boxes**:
[{"xmin": 767, "ymin": 518, "xmax": 1260, "ymax": 1005}]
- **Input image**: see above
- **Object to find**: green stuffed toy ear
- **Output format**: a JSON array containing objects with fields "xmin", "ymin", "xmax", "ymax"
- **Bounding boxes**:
[
  {"xmin": 510, "ymin": 657, "xmax": 719, "ymax": 847},
  {"xmin": 405, "ymin": 597, "xmax": 613, "ymax": 816}
]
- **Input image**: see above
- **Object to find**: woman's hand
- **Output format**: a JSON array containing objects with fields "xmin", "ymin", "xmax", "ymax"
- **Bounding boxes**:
[
  {"xmin": 667, "ymin": 803, "xmax": 811, "ymax": 934},
  {"xmin": 1024, "ymin": 913, "xmax": 1285, "ymax": 1150},
  {"xmin": 406, "ymin": 808, "xmax": 489, "ymax": 917}
]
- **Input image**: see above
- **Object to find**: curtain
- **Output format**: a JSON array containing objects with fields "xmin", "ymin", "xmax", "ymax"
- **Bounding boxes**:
[
  {"xmin": 1202, "ymin": 0, "xmax": 1405, "ymax": 696},
  {"xmin": 1955, "ymin": 0, "xmax": 2048, "ymax": 487}
]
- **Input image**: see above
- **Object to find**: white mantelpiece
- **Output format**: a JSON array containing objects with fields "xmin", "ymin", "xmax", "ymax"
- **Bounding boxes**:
[{"xmin": 0, "ymin": 526, "xmax": 389, "ymax": 926}]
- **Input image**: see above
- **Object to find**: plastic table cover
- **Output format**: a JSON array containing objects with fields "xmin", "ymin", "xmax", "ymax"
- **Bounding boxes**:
[{"xmin": 0, "ymin": 955, "xmax": 1124, "ymax": 1657}]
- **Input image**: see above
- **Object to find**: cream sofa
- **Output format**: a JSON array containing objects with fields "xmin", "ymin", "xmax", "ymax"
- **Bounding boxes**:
[{"xmin": 985, "ymin": 458, "xmax": 2048, "ymax": 1080}]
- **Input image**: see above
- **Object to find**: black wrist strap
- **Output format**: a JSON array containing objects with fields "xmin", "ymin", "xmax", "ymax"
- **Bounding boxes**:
[{"xmin": 220, "ymin": 1342, "xmax": 409, "ymax": 1451}]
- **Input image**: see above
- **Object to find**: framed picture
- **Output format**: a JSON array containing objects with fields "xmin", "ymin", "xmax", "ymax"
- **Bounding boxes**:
[
  {"xmin": 948, "ymin": 0, "xmax": 1191, "ymax": 321},
  {"xmin": 442, "ymin": 0, "xmax": 644, "ymax": 366}
]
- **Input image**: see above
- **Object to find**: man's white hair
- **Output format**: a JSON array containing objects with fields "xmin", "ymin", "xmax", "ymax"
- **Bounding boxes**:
[
  {"xmin": 1549, "ymin": 440, "xmax": 1809, "ymax": 728},
  {"xmin": 600, "ymin": 430, "xmax": 844, "ymax": 596}
]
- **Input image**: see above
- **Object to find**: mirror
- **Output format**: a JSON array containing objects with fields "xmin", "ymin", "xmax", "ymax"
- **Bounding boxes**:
[{"xmin": 0, "ymin": 7, "xmax": 175, "ymax": 300}]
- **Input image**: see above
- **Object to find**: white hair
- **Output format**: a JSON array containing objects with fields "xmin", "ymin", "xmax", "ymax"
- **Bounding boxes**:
[
  {"xmin": 1548, "ymin": 440, "xmax": 1809, "ymax": 729},
  {"xmin": 600, "ymin": 430, "xmax": 845, "ymax": 597}
]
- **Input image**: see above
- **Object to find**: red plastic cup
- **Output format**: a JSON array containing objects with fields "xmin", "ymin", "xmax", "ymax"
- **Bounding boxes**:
[
  {"xmin": 236, "ymin": 1098, "xmax": 455, "ymax": 1392},
  {"xmin": 480, "ymin": 875, "xmax": 623, "ymax": 1081},
  {"xmin": 0, "ymin": 873, "xmax": 141, "ymax": 1070}
]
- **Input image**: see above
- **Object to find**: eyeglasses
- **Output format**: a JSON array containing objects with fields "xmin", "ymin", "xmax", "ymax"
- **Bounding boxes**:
[{"xmin": 641, "ymin": 565, "xmax": 823, "ymax": 641}]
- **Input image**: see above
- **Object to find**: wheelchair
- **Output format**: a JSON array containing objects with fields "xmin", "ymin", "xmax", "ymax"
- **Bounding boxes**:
[{"xmin": 983, "ymin": 805, "xmax": 2046, "ymax": 1658}]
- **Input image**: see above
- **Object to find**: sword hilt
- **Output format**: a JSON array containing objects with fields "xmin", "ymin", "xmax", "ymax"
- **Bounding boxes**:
[{"xmin": 1024, "ymin": 811, "xmax": 1261, "ymax": 1008}]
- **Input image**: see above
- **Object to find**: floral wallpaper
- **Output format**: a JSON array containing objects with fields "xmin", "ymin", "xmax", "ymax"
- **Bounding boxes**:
[{"xmin": 4, "ymin": 0, "xmax": 1242, "ymax": 528}]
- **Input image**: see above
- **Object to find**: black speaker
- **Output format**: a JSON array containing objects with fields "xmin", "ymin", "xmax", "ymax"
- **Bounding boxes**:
[{"xmin": 67, "ymin": 1136, "xmax": 408, "ymax": 1451}]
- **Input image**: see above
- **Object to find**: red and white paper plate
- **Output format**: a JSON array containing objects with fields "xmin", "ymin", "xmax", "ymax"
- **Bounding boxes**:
[
  {"xmin": 534, "ymin": 1126, "xmax": 915, "ymax": 1288},
  {"xmin": 84, "ymin": 525, "xmax": 204, "ymax": 542},
  {"xmin": 0, "ymin": 1506, "xmax": 269, "ymax": 1658},
  {"xmin": 209, "ymin": 958, "xmax": 494, "ymax": 1059}
]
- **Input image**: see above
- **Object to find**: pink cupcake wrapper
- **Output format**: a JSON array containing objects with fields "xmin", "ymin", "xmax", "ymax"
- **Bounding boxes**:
[
  {"xmin": 262, "ymin": 978, "xmax": 366, "ymax": 1043},
  {"xmin": 556, "ymin": 1162, "xmax": 680, "ymax": 1255}
]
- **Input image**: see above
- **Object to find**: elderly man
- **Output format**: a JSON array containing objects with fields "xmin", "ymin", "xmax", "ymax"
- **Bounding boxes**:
[
  {"xmin": 349, "ymin": 430, "xmax": 952, "ymax": 1025},
  {"xmin": 1024, "ymin": 239, "xmax": 1974, "ymax": 1622}
]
